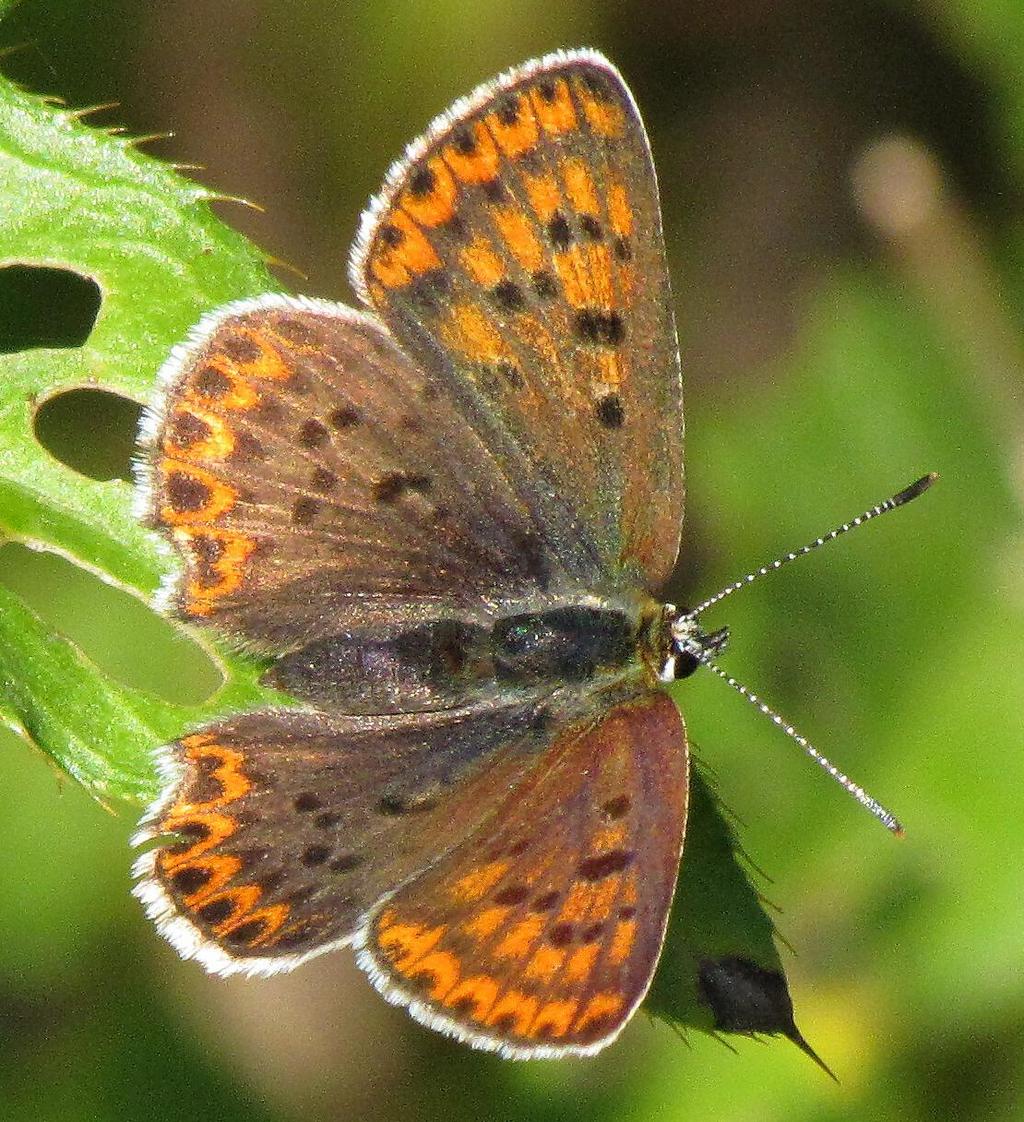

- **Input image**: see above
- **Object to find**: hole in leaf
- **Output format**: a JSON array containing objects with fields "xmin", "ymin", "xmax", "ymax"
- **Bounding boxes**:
[
  {"xmin": 0, "ymin": 543, "xmax": 222, "ymax": 705},
  {"xmin": 0, "ymin": 266, "xmax": 101, "ymax": 353},
  {"xmin": 34, "ymin": 390, "xmax": 142, "ymax": 482},
  {"xmin": 34, "ymin": 388, "xmax": 142, "ymax": 482}
]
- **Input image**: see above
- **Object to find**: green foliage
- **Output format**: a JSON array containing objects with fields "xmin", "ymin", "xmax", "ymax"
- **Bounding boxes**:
[{"xmin": 0, "ymin": 72, "xmax": 287, "ymax": 800}]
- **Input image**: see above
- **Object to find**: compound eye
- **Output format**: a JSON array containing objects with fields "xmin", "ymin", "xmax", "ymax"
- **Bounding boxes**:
[{"xmin": 672, "ymin": 649, "xmax": 701, "ymax": 679}]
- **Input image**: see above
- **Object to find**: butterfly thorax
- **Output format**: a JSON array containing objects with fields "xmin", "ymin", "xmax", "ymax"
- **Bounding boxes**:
[{"xmin": 265, "ymin": 599, "xmax": 667, "ymax": 714}]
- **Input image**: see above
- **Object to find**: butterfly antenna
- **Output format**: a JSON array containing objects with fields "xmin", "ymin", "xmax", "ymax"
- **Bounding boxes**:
[
  {"xmin": 698, "ymin": 654, "xmax": 904, "ymax": 836},
  {"xmin": 690, "ymin": 473, "xmax": 937, "ymax": 617}
]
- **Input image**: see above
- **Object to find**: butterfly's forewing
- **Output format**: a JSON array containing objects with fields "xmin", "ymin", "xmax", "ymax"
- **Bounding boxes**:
[
  {"xmin": 133, "ymin": 697, "xmax": 563, "ymax": 975},
  {"xmin": 351, "ymin": 49, "xmax": 684, "ymax": 591},
  {"xmin": 358, "ymin": 690, "xmax": 687, "ymax": 1057},
  {"xmin": 135, "ymin": 296, "xmax": 572, "ymax": 649}
]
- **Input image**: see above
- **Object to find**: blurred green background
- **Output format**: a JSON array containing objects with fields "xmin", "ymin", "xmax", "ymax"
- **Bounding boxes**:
[{"xmin": 1, "ymin": 1, "xmax": 1022, "ymax": 1120}]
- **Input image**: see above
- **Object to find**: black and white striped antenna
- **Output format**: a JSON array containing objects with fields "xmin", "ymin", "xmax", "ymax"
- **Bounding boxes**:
[{"xmin": 670, "ymin": 473, "xmax": 937, "ymax": 836}]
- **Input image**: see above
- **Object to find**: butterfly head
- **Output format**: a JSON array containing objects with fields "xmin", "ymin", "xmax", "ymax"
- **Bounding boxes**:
[{"xmin": 657, "ymin": 607, "xmax": 729, "ymax": 683}]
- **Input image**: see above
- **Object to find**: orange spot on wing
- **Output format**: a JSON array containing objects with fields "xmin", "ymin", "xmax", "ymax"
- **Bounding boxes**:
[
  {"xmin": 460, "ymin": 236, "xmax": 505, "ymax": 286},
  {"xmin": 158, "ymin": 850, "xmax": 241, "ymax": 897},
  {"xmin": 577, "ymin": 85, "xmax": 626, "ymax": 138},
  {"xmin": 529, "ymin": 80, "xmax": 577, "ymax": 135},
  {"xmin": 371, "ymin": 252, "xmax": 412, "ymax": 290},
  {"xmin": 444, "ymin": 974, "xmax": 500, "ymax": 1019},
  {"xmin": 560, "ymin": 876, "xmax": 622, "ymax": 926},
  {"xmin": 529, "ymin": 999, "xmax": 579, "ymax": 1038},
  {"xmin": 553, "ymin": 243, "xmax": 613, "ymax": 309},
  {"xmin": 463, "ymin": 905, "xmax": 509, "ymax": 940},
  {"xmin": 159, "ymin": 461, "xmax": 237, "ymax": 526},
  {"xmin": 411, "ymin": 949, "xmax": 461, "ymax": 1001},
  {"xmin": 183, "ymin": 739, "xmax": 251, "ymax": 807},
  {"xmin": 205, "ymin": 884, "xmax": 263, "ymax": 932},
  {"xmin": 523, "ymin": 171, "xmax": 562, "ymax": 222},
  {"xmin": 608, "ymin": 919, "xmax": 637, "ymax": 966},
  {"xmin": 222, "ymin": 901, "xmax": 291, "ymax": 945},
  {"xmin": 592, "ymin": 824, "xmax": 628, "ymax": 853},
  {"xmin": 487, "ymin": 106, "xmax": 539, "ymax": 158},
  {"xmin": 441, "ymin": 303, "xmax": 512, "ymax": 364},
  {"xmin": 486, "ymin": 989, "xmax": 539, "ymax": 1034},
  {"xmin": 574, "ymin": 991, "xmax": 625, "ymax": 1033},
  {"xmin": 592, "ymin": 349, "xmax": 625, "ymax": 391},
  {"xmin": 620, "ymin": 873, "xmax": 638, "ymax": 907},
  {"xmin": 164, "ymin": 405, "xmax": 235, "ymax": 462},
  {"xmin": 401, "ymin": 158, "xmax": 457, "ymax": 226},
  {"xmin": 566, "ymin": 943, "xmax": 600, "ymax": 983},
  {"xmin": 492, "ymin": 205, "xmax": 544, "ymax": 271},
  {"xmin": 157, "ymin": 809, "xmax": 240, "ymax": 870},
  {"xmin": 444, "ymin": 122, "xmax": 500, "ymax": 184},
  {"xmin": 450, "ymin": 860, "xmax": 509, "ymax": 903},
  {"xmin": 185, "ymin": 357, "xmax": 260, "ymax": 411},
  {"xmin": 608, "ymin": 182, "xmax": 634, "ymax": 237},
  {"xmin": 563, "ymin": 158, "xmax": 600, "ymax": 216},
  {"xmin": 376, "ymin": 912, "xmax": 446, "ymax": 968},
  {"xmin": 388, "ymin": 210, "xmax": 443, "ymax": 276},
  {"xmin": 230, "ymin": 331, "xmax": 292, "ymax": 382},
  {"xmin": 179, "ymin": 528, "xmax": 258, "ymax": 617},
  {"xmin": 495, "ymin": 915, "xmax": 544, "ymax": 959},
  {"xmin": 523, "ymin": 943, "xmax": 567, "ymax": 982}
]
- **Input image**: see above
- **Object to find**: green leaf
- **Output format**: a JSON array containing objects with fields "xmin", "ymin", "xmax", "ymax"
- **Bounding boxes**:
[
  {"xmin": 0, "ymin": 66, "xmax": 807, "ymax": 1047},
  {"xmin": 0, "ymin": 70, "xmax": 288, "ymax": 801}
]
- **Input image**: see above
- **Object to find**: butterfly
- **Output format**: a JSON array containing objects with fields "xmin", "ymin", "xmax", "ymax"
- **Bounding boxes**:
[{"xmin": 131, "ymin": 48, "xmax": 741, "ymax": 1058}]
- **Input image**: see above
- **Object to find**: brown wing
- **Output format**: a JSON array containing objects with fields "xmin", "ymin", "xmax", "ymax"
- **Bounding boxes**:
[
  {"xmin": 350, "ymin": 49, "xmax": 684, "ymax": 592},
  {"xmin": 357, "ymin": 690, "xmax": 687, "ymax": 1057},
  {"xmin": 135, "ymin": 295, "xmax": 580, "ymax": 649},
  {"xmin": 132, "ymin": 696, "xmax": 560, "ymax": 976}
]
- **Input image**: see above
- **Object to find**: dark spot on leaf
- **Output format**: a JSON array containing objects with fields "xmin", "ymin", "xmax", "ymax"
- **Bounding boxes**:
[{"xmin": 0, "ymin": 265, "xmax": 99, "ymax": 354}]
